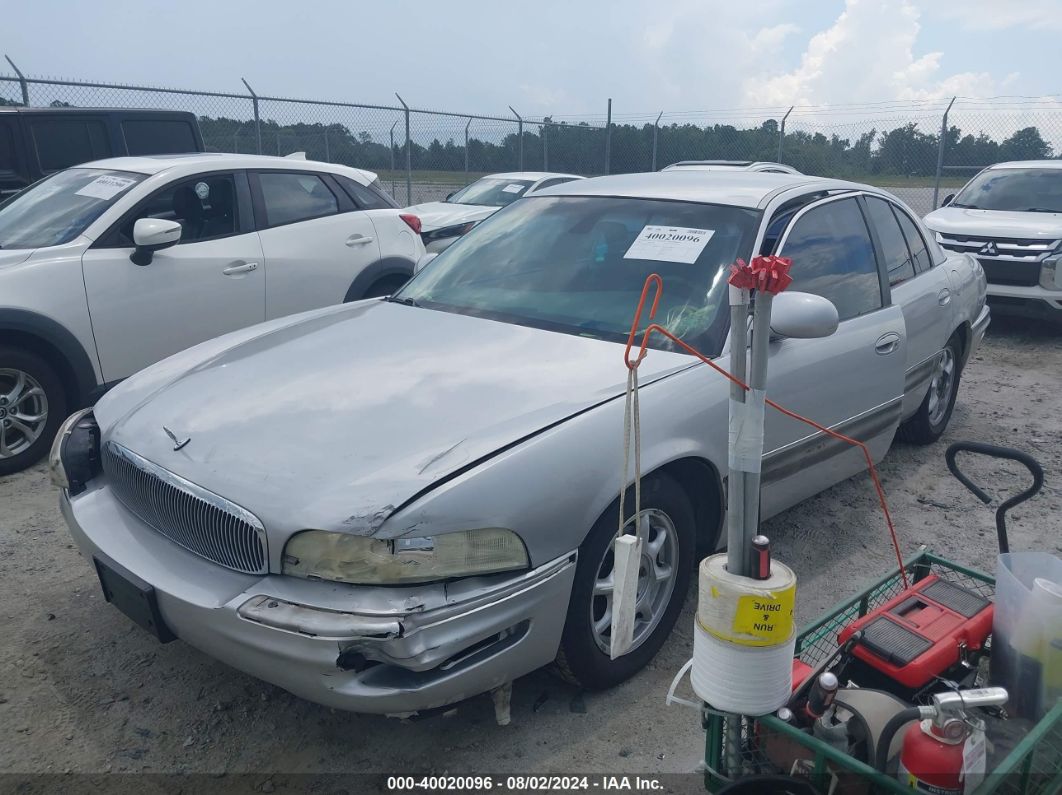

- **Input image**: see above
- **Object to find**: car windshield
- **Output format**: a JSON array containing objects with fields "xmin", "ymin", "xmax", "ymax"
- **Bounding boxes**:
[
  {"xmin": 0, "ymin": 168, "xmax": 145, "ymax": 249},
  {"xmin": 398, "ymin": 195, "xmax": 760, "ymax": 356},
  {"xmin": 446, "ymin": 178, "xmax": 535, "ymax": 207},
  {"xmin": 951, "ymin": 168, "xmax": 1062, "ymax": 213}
]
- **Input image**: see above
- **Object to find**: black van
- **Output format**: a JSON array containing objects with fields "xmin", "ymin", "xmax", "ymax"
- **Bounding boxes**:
[{"xmin": 0, "ymin": 107, "xmax": 205, "ymax": 197}]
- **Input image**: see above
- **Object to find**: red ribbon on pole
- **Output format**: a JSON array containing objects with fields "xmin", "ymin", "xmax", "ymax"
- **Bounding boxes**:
[{"xmin": 727, "ymin": 254, "xmax": 793, "ymax": 295}]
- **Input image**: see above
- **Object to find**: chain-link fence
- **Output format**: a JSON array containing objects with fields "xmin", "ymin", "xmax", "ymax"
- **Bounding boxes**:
[{"xmin": 2, "ymin": 61, "xmax": 1060, "ymax": 215}]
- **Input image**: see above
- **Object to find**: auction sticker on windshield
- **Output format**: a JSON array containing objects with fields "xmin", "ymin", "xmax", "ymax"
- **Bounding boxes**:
[
  {"xmin": 624, "ymin": 225, "xmax": 715, "ymax": 264},
  {"xmin": 75, "ymin": 175, "xmax": 138, "ymax": 200},
  {"xmin": 502, "ymin": 183, "xmax": 526, "ymax": 193}
]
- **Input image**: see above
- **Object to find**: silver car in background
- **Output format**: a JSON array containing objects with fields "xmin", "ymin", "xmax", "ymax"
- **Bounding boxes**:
[
  {"xmin": 923, "ymin": 160, "xmax": 1062, "ymax": 320},
  {"xmin": 54, "ymin": 171, "xmax": 988, "ymax": 716}
]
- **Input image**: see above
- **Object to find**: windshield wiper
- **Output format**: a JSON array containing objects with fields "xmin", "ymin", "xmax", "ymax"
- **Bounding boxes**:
[
  {"xmin": 1022, "ymin": 207, "xmax": 1061, "ymax": 213},
  {"xmin": 386, "ymin": 295, "xmax": 421, "ymax": 307},
  {"xmin": 948, "ymin": 202, "xmax": 975, "ymax": 209}
]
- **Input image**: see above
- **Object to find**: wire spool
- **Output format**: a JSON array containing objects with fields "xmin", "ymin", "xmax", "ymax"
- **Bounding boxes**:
[
  {"xmin": 698, "ymin": 554, "xmax": 797, "ymax": 647},
  {"xmin": 691, "ymin": 553, "xmax": 797, "ymax": 714},
  {"xmin": 691, "ymin": 618, "xmax": 797, "ymax": 714}
]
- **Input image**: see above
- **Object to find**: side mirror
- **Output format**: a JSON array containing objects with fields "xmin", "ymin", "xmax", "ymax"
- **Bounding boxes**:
[
  {"xmin": 941, "ymin": 193, "xmax": 955, "ymax": 207},
  {"xmin": 445, "ymin": 191, "xmax": 456, "ymax": 201},
  {"xmin": 131, "ymin": 218, "xmax": 181, "ymax": 266},
  {"xmin": 770, "ymin": 291, "xmax": 839, "ymax": 339},
  {"xmin": 414, "ymin": 252, "xmax": 439, "ymax": 274}
]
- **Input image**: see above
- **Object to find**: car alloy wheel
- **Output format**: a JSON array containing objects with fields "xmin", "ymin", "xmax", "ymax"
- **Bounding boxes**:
[
  {"xmin": 589, "ymin": 508, "xmax": 680, "ymax": 655},
  {"xmin": 0, "ymin": 368, "xmax": 50, "ymax": 459},
  {"xmin": 926, "ymin": 347, "xmax": 956, "ymax": 428}
]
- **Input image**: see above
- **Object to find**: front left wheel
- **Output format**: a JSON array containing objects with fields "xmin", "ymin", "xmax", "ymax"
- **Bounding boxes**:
[
  {"xmin": 0, "ymin": 347, "xmax": 67, "ymax": 476},
  {"xmin": 555, "ymin": 472, "xmax": 695, "ymax": 690}
]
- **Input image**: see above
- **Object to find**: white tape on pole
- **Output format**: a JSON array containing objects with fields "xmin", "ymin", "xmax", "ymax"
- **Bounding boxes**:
[
  {"xmin": 610, "ymin": 534, "xmax": 642, "ymax": 660},
  {"xmin": 728, "ymin": 388, "xmax": 766, "ymax": 474}
]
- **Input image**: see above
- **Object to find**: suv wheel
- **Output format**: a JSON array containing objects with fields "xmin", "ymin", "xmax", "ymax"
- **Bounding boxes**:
[
  {"xmin": 555, "ymin": 473, "xmax": 694, "ymax": 689},
  {"xmin": 0, "ymin": 347, "xmax": 67, "ymax": 476},
  {"xmin": 897, "ymin": 335, "xmax": 962, "ymax": 445}
]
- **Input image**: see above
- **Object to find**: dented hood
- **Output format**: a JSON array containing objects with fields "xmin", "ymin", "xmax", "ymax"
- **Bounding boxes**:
[{"xmin": 101, "ymin": 300, "xmax": 692, "ymax": 538}]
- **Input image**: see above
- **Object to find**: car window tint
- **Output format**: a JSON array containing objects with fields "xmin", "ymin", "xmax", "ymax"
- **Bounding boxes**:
[
  {"xmin": 30, "ymin": 119, "xmax": 112, "ymax": 172},
  {"xmin": 864, "ymin": 196, "xmax": 915, "ymax": 286},
  {"xmin": 122, "ymin": 119, "xmax": 198, "ymax": 155},
  {"xmin": 0, "ymin": 120, "xmax": 15, "ymax": 173},
  {"xmin": 259, "ymin": 172, "xmax": 338, "ymax": 226},
  {"xmin": 892, "ymin": 205, "xmax": 933, "ymax": 273},
  {"xmin": 334, "ymin": 174, "xmax": 396, "ymax": 210},
  {"xmin": 118, "ymin": 174, "xmax": 239, "ymax": 245},
  {"xmin": 782, "ymin": 197, "xmax": 883, "ymax": 321}
]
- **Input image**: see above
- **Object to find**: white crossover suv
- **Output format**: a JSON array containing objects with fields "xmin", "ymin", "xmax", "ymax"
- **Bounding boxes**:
[
  {"xmin": 0, "ymin": 153, "xmax": 425, "ymax": 474},
  {"xmin": 923, "ymin": 161, "xmax": 1062, "ymax": 319}
]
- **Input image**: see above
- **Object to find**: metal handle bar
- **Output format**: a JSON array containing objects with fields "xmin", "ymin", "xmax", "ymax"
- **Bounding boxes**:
[{"xmin": 945, "ymin": 441, "xmax": 1044, "ymax": 554}]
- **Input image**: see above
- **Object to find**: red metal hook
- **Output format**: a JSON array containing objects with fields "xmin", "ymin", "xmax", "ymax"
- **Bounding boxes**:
[{"xmin": 623, "ymin": 273, "xmax": 663, "ymax": 370}]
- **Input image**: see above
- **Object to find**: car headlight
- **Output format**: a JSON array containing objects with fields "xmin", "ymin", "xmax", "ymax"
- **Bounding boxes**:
[
  {"xmin": 282, "ymin": 528, "xmax": 529, "ymax": 585},
  {"xmin": 421, "ymin": 221, "xmax": 477, "ymax": 244},
  {"xmin": 934, "ymin": 232, "xmax": 944, "ymax": 244},
  {"xmin": 48, "ymin": 408, "xmax": 101, "ymax": 494}
]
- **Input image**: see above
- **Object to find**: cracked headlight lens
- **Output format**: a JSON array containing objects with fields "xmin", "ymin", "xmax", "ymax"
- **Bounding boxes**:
[{"xmin": 282, "ymin": 528, "xmax": 528, "ymax": 585}]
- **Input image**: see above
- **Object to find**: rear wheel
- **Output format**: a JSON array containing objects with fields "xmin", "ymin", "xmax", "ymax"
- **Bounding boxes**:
[
  {"xmin": 897, "ymin": 334, "xmax": 962, "ymax": 445},
  {"xmin": 361, "ymin": 274, "xmax": 411, "ymax": 299},
  {"xmin": 556, "ymin": 473, "xmax": 695, "ymax": 689},
  {"xmin": 0, "ymin": 347, "xmax": 67, "ymax": 476}
]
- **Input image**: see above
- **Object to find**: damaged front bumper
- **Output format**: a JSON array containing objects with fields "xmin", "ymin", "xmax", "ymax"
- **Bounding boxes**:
[{"xmin": 61, "ymin": 484, "xmax": 577, "ymax": 715}]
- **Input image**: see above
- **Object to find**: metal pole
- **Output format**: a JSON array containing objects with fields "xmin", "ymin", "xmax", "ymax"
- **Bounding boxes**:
[
  {"xmin": 777, "ymin": 106, "xmax": 793, "ymax": 163},
  {"xmin": 509, "ymin": 106, "xmax": 523, "ymax": 171},
  {"xmin": 390, "ymin": 120, "xmax": 398, "ymax": 197},
  {"xmin": 241, "ymin": 78, "xmax": 261, "ymax": 155},
  {"xmin": 464, "ymin": 117, "xmax": 471, "ymax": 173},
  {"xmin": 726, "ymin": 297, "xmax": 750, "ymax": 576},
  {"xmin": 933, "ymin": 97, "xmax": 956, "ymax": 209},
  {"xmin": 395, "ymin": 94, "xmax": 411, "ymax": 205},
  {"xmin": 740, "ymin": 293, "xmax": 774, "ymax": 574},
  {"xmin": 542, "ymin": 122, "xmax": 549, "ymax": 171},
  {"xmin": 604, "ymin": 98, "xmax": 612, "ymax": 175},
  {"xmin": 651, "ymin": 111, "xmax": 662, "ymax": 171},
  {"xmin": 4, "ymin": 55, "xmax": 29, "ymax": 106}
]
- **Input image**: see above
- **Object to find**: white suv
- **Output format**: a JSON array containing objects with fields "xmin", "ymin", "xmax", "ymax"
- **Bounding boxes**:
[
  {"xmin": 0, "ymin": 153, "xmax": 425, "ymax": 474},
  {"xmin": 923, "ymin": 161, "xmax": 1062, "ymax": 319}
]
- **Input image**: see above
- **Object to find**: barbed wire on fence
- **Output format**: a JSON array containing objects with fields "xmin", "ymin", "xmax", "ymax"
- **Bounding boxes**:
[{"xmin": 1, "ymin": 60, "xmax": 1059, "ymax": 213}]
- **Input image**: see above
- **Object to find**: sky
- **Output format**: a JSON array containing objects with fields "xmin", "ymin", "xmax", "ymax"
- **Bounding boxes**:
[{"xmin": 4, "ymin": 0, "xmax": 1061, "ymax": 122}]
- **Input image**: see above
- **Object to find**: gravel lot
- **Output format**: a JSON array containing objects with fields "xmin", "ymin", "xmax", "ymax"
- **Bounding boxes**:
[{"xmin": 1, "ymin": 314, "xmax": 1059, "ymax": 789}]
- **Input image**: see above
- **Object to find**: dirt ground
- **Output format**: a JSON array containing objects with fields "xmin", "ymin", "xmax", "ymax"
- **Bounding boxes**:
[{"xmin": 1, "ymin": 313, "xmax": 1059, "ymax": 790}]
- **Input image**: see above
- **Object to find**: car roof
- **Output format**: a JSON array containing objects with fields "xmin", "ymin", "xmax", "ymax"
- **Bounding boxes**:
[
  {"xmin": 984, "ymin": 160, "xmax": 1062, "ymax": 171},
  {"xmin": 479, "ymin": 171, "xmax": 584, "ymax": 181},
  {"xmin": 73, "ymin": 152, "xmax": 378, "ymax": 182},
  {"xmin": 532, "ymin": 170, "xmax": 873, "ymax": 209}
]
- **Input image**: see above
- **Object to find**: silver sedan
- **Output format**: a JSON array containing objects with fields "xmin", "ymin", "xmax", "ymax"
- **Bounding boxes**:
[{"xmin": 53, "ymin": 171, "xmax": 989, "ymax": 715}]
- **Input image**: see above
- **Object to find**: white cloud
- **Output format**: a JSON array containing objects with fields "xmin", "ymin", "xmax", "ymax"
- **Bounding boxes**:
[{"xmin": 742, "ymin": 0, "xmax": 1009, "ymax": 107}]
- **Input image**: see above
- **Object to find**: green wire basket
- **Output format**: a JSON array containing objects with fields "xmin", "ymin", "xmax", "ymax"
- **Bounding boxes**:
[{"xmin": 703, "ymin": 551, "xmax": 1062, "ymax": 794}]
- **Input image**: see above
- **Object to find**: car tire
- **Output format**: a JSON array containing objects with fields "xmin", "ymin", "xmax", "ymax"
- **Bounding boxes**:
[
  {"xmin": 555, "ymin": 472, "xmax": 695, "ymax": 690},
  {"xmin": 897, "ymin": 334, "xmax": 962, "ymax": 445},
  {"xmin": 361, "ymin": 274, "xmax": 411, "ymax": 299},
  {"xmin": 0, "ymin": 347, "xmax": 67, "ymax": 476}
]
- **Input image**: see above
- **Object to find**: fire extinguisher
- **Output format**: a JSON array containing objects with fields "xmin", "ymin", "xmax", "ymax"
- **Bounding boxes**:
[{"xmin": 875, "ymin": 687, "xmax": 1007, "ymax": 793}]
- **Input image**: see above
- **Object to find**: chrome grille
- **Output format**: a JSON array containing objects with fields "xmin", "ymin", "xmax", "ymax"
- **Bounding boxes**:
[
  {"xmin": 102, "ymin": 442, "xmax": 267, "ymax": 575},
  {"xmin": 937, "ymin": 233, "xmax": 1059, "ymax": 262}
]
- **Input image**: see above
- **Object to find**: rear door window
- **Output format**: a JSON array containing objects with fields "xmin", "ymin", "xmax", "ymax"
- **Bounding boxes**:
[
  {"xmin": 781, "ymin": 197, "xmax": 883, "ymax": 321},
  {"xmin": 257, "ymin": 171, "xmax": 339, "ymax": 227},
  {"xmin": 864, "ymin": 196, "xmax": 915, "ymax": 286},
  {"xmin": 892, "ymin": 206, "xmax": 933, "ymax": 273},
  {"xmin": 30, "ymin": 118, "xmax": 112, "ymax": 172},
  {"xmin": 122, "ymin": 119, "xmax": 198, "ymax": 155}
]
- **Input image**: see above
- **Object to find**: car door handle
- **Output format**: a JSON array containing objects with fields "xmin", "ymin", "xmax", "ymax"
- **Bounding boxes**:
[
  {"xmin": 222, "ymin": 261, "xmax": 258, "ymax": 275},
  {"xmin": 875, "ymin": 332, "xmax": 901, "ymax": 355},
  {"xmin": 937, "ymin": 287, "xmax": 952, "ymax": 306},
  {"xmin": 346, "ymin": 235, "xmax": 375, "ymax": 246}
]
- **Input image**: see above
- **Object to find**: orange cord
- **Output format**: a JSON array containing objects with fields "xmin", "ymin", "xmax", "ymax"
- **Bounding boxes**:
[{"xmin": 623, "ymin": 275, "xmax": 909, "ymax": 588}]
